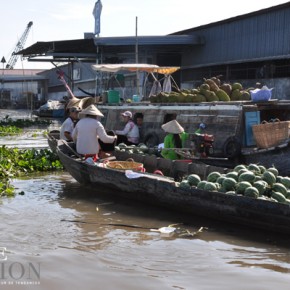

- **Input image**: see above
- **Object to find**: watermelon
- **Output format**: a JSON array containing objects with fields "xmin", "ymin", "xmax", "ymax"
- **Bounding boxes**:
[
  {"xmin": 236, "ymin": 181, "xmax": 252, "ymax": 195},
  {"xmin": 222, "ymin": 177, "xmax": 237, "ymax": 191},
  {"xmin": 238, "ymin": 168, "xmax": 250, "ymax": 176},
  {"xmin": 244, "ymin": 187, "xmax": 259, "ymax": 198},
  {"xmin": 197, "ymin": 181, "xmax": 207, "ymax": 190},
  {"xmin": 258, "ymin": 165, "xmax": 267, "ymax": 174},
  {"xmin": 247, "ymin": 164, "xmax": 261, "ymax": 174},
  {"xmin": 254, "ymin": 175, "xmax": 262, "ymax": 182},
  {"xmin": 179, "ymin": 180, "xmax": 191, "ymax": 189},
  {"xmin": 253, "ymin": 180, "xmax": 268, "ymax": 196},
  {"xmin": 207, "ymin": 172, "xmax": 222, "ymax": 183},
  {"xmin": 226, "ymin": 171, "xmax": 239, "ymax": 181},
  {"xmin": 267, "ymin": 167, "xmax": 279, "ymax": 177},
  {"xmin": 280, "ymin": 177, "xmax": 290, "ymax": 189},
  {"xmin": 216, "ymin": 175, "xmax": 226, "ymax": 185},
  {"xmin": 204, "ymin": 182, "xmax": 218, "ymax": 191},
  {"xmin": 226, "ymin": 191, "xmax": 236, "ymax": 195},
  {"xmin": 262, "ymin": 171, "xmax": 276, "ymax": 186},
  {"xmin": 233, "ymin": 164, "xmax": 247, "ymax": 172},
  {"xmin": 272, "ymin": 183, "xmax": 288, "ymax": 197},
  {"xmin": 271, "ymin": 191, "xmax": 287, "ymax": 203},
  {"xmin": 187, "ymin": 174, "xmax": 201, "ymax": 186},
  {"xmin": 286, "ymin": 190, "xmax": 290, "ymax": 199},
  {"xmin": 238, "ymin": 171, "xmax": 256, "ymax": 183}
]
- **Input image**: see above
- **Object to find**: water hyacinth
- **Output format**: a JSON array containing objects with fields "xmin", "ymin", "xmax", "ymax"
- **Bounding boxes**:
[{"xmin": 0, "ymin": 146, "xmax": 63, "ymax": 197}]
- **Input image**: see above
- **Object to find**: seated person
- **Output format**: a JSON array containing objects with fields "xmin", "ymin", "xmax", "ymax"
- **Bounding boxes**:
[
  {"xmin": 115, "ymin": 111, "xmax": 139, "ymax": 145},
  {"xmin": 60, "ymin": 106, "xmax": 81, "ymax": 141},
  {"xmin": 72, "ymin": 105, "xmax": 116, "ymax": 160},
  {"xmin": 133, "ymin": 112, "xmax": 144, "ymax": 143},
  {"xmin": 161, "ymin": 120, "xmax": 189, "ymax": 160}
]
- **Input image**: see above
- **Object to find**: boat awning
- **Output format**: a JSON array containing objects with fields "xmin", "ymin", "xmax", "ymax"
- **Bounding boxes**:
[{"xmin": 91, "ymin": 64, "xmax": 180, "ymax": 74}]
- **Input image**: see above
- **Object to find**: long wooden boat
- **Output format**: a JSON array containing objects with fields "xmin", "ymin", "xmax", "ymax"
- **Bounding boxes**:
[
  {"xmin": 95, "ymin": 100, "xmax": 290, "ymax": 176},
  {"xmin": 47, "ymin": 101, "xmax": 290, "ymax": 176},
  {"xmin": 49, "ymin": 64, "xmax": 290, "ymax": 175},
  {"xmin": 56, "ymin": 141, "xmax": 290, "ymax": 235},
  {"xmin": 47, "ymin": 130, "xmax": 60, "ymax": 153}
]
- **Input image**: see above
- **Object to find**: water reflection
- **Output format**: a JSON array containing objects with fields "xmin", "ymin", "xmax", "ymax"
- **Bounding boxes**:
[
  {"xmin": 0, "ymin": 109, "xmax": 62, "ymax": 149},
  {"xmin": 1, "ymin": 109, "xmax": 290, "ymax": 289},
  {"xmin": 1, "ymin": 173, "xmax": 290, "ymax": 289}
]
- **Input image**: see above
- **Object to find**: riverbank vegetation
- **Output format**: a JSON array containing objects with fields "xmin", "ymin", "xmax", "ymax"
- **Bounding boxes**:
[
  {"xmin": 0, "ymin": 115, "xmax": 51, "ymax": 128},
  {"xmin": 0, "ymin": 146, "xmax": 63, "ymax": 197},
  {"xmin": 0, "ymin": 116, "xmax": 62, "ymax": 197}
]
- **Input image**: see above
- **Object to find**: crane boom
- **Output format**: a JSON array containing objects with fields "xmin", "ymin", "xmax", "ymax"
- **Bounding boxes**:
[{"xmin": 6, "ymin": 21, "xmax": 33, "ymax": 69}]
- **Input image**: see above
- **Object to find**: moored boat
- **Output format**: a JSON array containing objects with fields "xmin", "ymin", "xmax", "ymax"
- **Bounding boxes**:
[
  {"xmin": 56, "ymin": 140, "xmax": 290, "ymax": 235},
  {"xmin": 47, "ymin": 63, "xmax": 290, "ymax": 175},
  {"xmin": 33, "ymin": 100, "xmax": 65, "ymax": 118},
  {"xmin": 97, "ymin": 100, "xmax": 290, "ymax": 175}
]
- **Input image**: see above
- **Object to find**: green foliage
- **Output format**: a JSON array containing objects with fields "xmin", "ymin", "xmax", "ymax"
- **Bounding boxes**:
[
  {"xmin": 0, "ymin": 115, "xmax": 51, "ymax": 128},
  {"xmin": 0, "ymin": 146, "xmax": 63, "ymax": 197},
  {"xmin": 0, "ymin": 125, "xmax": 22, "ymax": 136}
]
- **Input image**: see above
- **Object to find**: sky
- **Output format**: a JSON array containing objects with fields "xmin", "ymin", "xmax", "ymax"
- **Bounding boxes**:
[{"xmin": 0, "ymin": 0, "xmax": 289, "ymax": 69}]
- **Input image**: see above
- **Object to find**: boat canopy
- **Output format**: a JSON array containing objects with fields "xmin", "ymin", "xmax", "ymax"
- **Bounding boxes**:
[{"xmin": 91, "ymin": 63, "xmax": 180, "ymax": 75}]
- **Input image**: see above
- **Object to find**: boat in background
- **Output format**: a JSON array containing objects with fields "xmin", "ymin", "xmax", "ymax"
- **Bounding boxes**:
[{"xmin": 32, "ymin": 100, "xmax": 65, "ymax": 118}]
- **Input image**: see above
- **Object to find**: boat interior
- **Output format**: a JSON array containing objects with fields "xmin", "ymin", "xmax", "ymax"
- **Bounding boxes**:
[{"xmin": 59, "ymin": 140, "xmax": 229, "ymax": 182}]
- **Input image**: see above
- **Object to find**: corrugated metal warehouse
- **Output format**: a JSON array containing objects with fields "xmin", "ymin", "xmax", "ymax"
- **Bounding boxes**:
[{"xmin": 13, "ymin": 1, "xmax": 290, "ymax": 102}]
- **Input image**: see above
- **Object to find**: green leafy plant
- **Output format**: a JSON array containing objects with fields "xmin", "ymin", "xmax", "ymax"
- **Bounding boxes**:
[{"xmin": 0, "ymin": 146, "xmax": 63, "ymax": 197}]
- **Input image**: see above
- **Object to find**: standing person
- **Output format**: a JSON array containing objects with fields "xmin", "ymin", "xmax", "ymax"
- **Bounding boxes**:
[
  {"xmin": 72, "ymin": 105, "xmax": 116, "ymax": 159},
  {"xmin": 115, "ymin": 111, "xmax": 139, "ymax": 145},
  {"xmin": 161, "ymin": 120, "xmax": 189, "ymax": 160},
  {"xmin": 60, "ymin": 106, "xmax": 81, "ymax": 141}
]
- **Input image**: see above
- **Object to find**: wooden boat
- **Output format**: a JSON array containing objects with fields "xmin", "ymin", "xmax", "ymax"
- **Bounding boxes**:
[
  {"xmin": 96, "ymin": 100, "xmax": 290, "ymax": 176},
  {"xmin": 56, "ymin": 141, "xmax": 290, "ymax": 235},
  {"xmin": 32, "ymin": 100, "xmax": 65, "ymax": 118},
  {"xmin": 48, "ymin": 63, "xmax": 290, "ymax": 175},
  {"xmin": 47, "ymin": 130, "xmax": 60, "ymax": 152},
  {"xmin": 47, "ymin": 101, "xmax": 290, "ymax": 176}
]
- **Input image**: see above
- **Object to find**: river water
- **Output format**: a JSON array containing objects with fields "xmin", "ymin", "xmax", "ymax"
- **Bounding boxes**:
[{"xmin": 1, "ymin": 110, "xmax": 290, "ymax": 290}]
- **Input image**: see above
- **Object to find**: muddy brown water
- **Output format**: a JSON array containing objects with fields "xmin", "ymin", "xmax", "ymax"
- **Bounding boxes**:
[{"xmin": 0, "ymin": 109, "xmax": 290, "ymax": 290}]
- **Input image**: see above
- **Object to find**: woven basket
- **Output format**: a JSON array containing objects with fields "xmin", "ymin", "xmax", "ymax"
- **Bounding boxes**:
[
  {"xmin": 252, "ymin": 119, "xmax": 289, "ymax": 149},
  {"xmin": 105, "ymin": 160, "xmax": 144, "ymax": 171}
]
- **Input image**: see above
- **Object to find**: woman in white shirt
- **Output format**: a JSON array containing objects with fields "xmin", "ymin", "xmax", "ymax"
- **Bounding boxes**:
[
  {"xmin": 72, "ymin": 105, "xmax": 116, "ymax": 158},
  {"xmin": 60, "ymin": 106, "xmax": 81, "ymax": 141}
]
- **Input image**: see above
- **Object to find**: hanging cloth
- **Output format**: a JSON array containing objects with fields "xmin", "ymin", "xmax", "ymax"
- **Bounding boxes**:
[
  {"xmin": 149, "ymin": 73, "xmax": 162, "ymax": 97},
  {"xmin": 163, "ymin": 74, "xmax": 172, "ymax": 93}
]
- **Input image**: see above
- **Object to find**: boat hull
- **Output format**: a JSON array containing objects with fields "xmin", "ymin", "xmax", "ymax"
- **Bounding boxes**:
[
  {"xmin": 57, "ymin": 144, "xmax": 290, "ymax": 235},
  {"xmin": 33, "ymin": 109, "xmax": 64, "ymax": 118}
]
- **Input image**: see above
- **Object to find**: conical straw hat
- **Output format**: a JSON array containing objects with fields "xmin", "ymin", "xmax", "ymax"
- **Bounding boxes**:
[
  {"xmin": 78, "ymin": 104, "xmax": 104, "ymax": 118},
  {"xmin": 161, "ymin": 120, "xmax": 184, "ymax": 134},
  {"xmin": 67, "ymin": 96, "xmax": 95, "ymax": 110}
]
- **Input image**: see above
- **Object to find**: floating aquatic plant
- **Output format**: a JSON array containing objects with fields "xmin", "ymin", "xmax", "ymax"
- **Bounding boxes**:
[{"xmin": 0, "ymin": 146, "xmax": 63, "ymax": 197}]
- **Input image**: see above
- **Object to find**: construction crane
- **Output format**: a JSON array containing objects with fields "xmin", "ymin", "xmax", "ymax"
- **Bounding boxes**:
[{"xmin": 6, "ymin": 21, "xmax": 33, "ymax": 69}]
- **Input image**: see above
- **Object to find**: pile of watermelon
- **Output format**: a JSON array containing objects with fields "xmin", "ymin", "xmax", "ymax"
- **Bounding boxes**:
[{"xmin": 178, "ymin": 163, "xmax": 290, "ymax": 204}]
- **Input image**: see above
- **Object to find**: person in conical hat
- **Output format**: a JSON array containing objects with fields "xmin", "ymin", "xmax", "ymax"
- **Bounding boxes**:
[
  {"xmin": 161, "ymin": 120, "xmax": 189, "ymax": 160},
  {"xmin": 72, "ymin": 105, "xmax": 116, "ymax": 158},
  {"xmin": 161, "ymin": 119, "xmax": 184, "ymax": 134},
  {"xmin": 67, "ymin": 96, "xmax": 95, "ymax": 111},
  {"xmin": 78, "ymin": 104, "xmax": 104, "ymax": 118}
]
